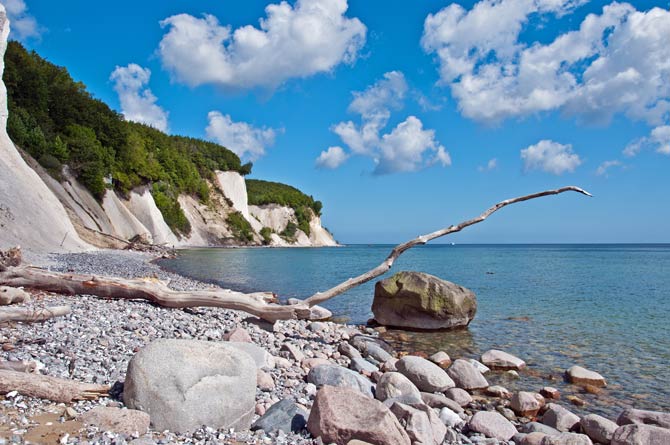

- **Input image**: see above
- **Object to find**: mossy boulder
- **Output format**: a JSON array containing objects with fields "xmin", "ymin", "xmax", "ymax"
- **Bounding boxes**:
[{"xmin": 372, "ymin": 271, "xmax": 476, "ymax": 330}]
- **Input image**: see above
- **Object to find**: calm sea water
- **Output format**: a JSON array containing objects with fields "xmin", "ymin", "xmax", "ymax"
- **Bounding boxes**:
[{"xmin": 159, "ymin": 244, "xmax": 670, "ymax": 417}]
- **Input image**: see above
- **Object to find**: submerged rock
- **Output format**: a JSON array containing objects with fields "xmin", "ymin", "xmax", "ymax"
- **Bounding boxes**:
[
  {"xmin": 481, "ymin": 349, "xmax": 526, "ymax": 370},
  {"xmin": 372, "ymin": 271, "xmax": 477, "ymax": 329},
  {"xmin": 566, "ymin": 365, "xmax": 607, "ymax": 387}
]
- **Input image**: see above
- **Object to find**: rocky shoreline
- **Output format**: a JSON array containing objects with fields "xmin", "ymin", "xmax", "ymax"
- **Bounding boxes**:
[{"xmin": 1, "ymin": 250, "xmax": 668, "ymax": 445}]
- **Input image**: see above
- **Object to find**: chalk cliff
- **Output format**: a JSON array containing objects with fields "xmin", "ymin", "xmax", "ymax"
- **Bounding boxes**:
[
  {"xmin": 0, "ymin": 8, "xmax": 337, "ymax": 252},
  {"xmin": 0, "ymin": 7, "xmax": 90, "ymax": 253}
]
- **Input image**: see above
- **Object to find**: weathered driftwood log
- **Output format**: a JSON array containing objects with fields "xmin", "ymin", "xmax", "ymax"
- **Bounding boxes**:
[
  {"xmin": 0, "ymin": 369, "xmax": 109, "ymax": 402},
  {"xmin": 0, "ymin": 360, "xmax": 37, "ymax": 373},
  {"xmin": 0, "ymin": 186, "xmax": 590, "ymax": 322},
  {"xmin": 0, "ymin": 305, "xmax": 71, "ymax": 323},
  {"xmin": 0, "ymin": 285, "xmax": 30, "ymax": 305}
]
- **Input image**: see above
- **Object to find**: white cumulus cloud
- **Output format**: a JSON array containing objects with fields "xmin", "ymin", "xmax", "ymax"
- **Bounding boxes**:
[
  {"xmin": 521, "ymin": 140, "xmax": 582, "ymax": 175},
  {"xmin": 158, "ymin": 0, "xmax": 366, "ymax": 90},
  {"xmin": 316, "ymin": 146, "xmax": 349, "ymax": 169},
  {"xmin": 206, "ymin": 112, "xmax": 277, "ymax": 161},
  {"xmin": 651, "ymin": 126, "xmax": 670, "ymax": 155},
  {"xmin": 376, "ymin": 116, "xmax": 450, "ymax": 175},
  {"xmin": 1, "ymin": 0, "xmax": 41, "ymax": 39},
  {"xmin": 478, "ymin": 158, "xmax": 498, "ymax": 172},
  {"xmin": 110, "ymin": 64, "xmax": 169, "ymax": 132},
  {"xmin": 331, "ymin": 71, "xmax": 407, "ymax": 155},
  {"xmin": 596, "ymin": 160, "xmax": 622, "ymax": 176},
  {"xmin": 623, "ymin": 125, "xmax": 670, "ymax": 157},
  {"xmin": 322, "ymin": 72, "xmax": 450, "ymax": 174},
  {"xmin": 422, "ymin": 1, "xmax": 670, "ymax": 127}
]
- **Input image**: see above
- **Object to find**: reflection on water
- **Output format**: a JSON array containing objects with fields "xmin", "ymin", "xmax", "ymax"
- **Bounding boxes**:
[{"xmin": 160, "ymin": 244, "xmax": 670, "ymax": 418}]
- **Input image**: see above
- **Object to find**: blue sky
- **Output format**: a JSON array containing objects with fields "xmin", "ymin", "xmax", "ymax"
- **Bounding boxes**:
[{"xmin": 5, "ymin": 0, "xmax": 669, "ymax": 243}]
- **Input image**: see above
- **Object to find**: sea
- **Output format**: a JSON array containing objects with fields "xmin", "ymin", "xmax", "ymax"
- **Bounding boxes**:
[{"xmin": 158, "ymin": 244, "xmax": 670, "ymax": 417}]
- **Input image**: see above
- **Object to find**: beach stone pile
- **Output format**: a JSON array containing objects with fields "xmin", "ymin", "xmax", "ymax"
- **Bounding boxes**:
[{"xmin": 1, "ymin": 251, "xmax": 670, "ymax": 445}]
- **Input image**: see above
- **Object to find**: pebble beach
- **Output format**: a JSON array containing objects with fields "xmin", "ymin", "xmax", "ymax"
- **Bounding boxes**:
[{"xmin": 1, "ymin": 250, "xmax": 668, "ymax": 445}]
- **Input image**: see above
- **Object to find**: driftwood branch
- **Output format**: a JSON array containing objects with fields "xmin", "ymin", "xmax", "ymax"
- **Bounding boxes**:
[
  {"xmin": 0, "ymin": 186, "xmax": 590, "ymax": 322},
  {"xmin": 0, "ymin": 267, "xmax": 311, "ymax": 322},
  {"xmin": 0, "ymin": 305, "xmax": 71, "ymax": 323},
  {"xmin": 0, "ymin": 370, "xmax": 109, "ymax": 402},
  {"xmin": 305, "ymin": 186, "xmax": 591, "ymax": 306}
]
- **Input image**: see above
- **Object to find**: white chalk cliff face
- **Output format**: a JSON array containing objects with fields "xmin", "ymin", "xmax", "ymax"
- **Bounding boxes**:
[
  {"xmin": 0, "ymin": 7, "xmax": 336, "ymax": 251},
  {"xmin": 216, "ymin": 171, "xmax": 263, "ymax": 233},
  {"xmin": 0, "ymin": 8, "xmax": 91, "ymax": 253},
  {"xmin": 249, "ymin": 202, "xmax": 338, "ymax": 247}
]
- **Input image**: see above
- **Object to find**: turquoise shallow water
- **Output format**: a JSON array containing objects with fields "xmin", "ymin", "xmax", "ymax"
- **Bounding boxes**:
[{"xmin": 159, "ymin": 244, "xmax": 670, "ymax": 417}]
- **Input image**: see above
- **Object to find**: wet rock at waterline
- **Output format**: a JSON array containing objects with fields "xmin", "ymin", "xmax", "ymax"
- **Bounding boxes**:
[
  {"xmin": 611, "ymin": 424, "xmax": 670, "ymax": 445},
  {"xmin": 371, "ymin": 271, "xmax": 476, "ymax": 329},
  {"xmin": 617, "ymin": 408, "xmax": 670, "ymax": 429},
  {"xmin": 123, "ymin": 339, "xmax": 256, "ymax": 433},
  {"xmin": 566, "ymin": 365, "xmax": 607, "ymax": 387},
  {"xmin": 396, "ymin": 355, "xmax": 455, "ymax": 392},
  {"xmin": 447, "ymin": 359, "xmax": 489, "ymax": 390}
]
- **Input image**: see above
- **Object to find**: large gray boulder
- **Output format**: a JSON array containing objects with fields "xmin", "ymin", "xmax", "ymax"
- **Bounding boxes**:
[
  {"xmin": 481, "ymin": 349, "xmax": 526, "ymax": 370},
  {"xmin": 447, "ymin": 359, "xmax": 489, "ymax": 390},
  {"xmin": 307, "ymin": 364, "xmax": 375, "ymax": 397},
  {"xmin": 580, "ymin": 414, "xmax": 618, "ymax": 444},
  {"xmin": 468, "ymin": 411, "xmax": 517, "ymax": 441},
  {"xmin": 390, "ymin": 402, "xmax": 446, "ymax": 445},
  {"xmin": 542, "ymin": 403, "xmax": 580, "ymax": 432},
  {"xmin": 396, "ymin": 355, "xmax": 455, "ymax": 392},
  {"xmin": 617, "ymin": 408, "xmax": 670, "ymax": 429},
  {"xmin": 611, "ymin": 424, "xmax": 670, "ymax": 445},
  {"xmin": 375, "ymin": 372, "xmax": 422, "ymax": 403},
  {"xmin": 123, "ymin": 339, "xmax": 256, "ymax": 433},
  {"xmin": 540, "ymin": 432, "xmax": 593, "ymax": 444},
  {"xmin": 372, "ymin": 272, "xmax": 477, "ymax": 329}
]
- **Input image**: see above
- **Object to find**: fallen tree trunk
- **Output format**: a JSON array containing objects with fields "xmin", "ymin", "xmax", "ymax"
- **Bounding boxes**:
[
  {"xmin": 0, "ymin": 369, "xmax": 109, "ymax": 402},
  {"xmin": 0, "ymin": 186, "xmax": 590, "ymax": 322},
  {"xmin": 0, "ymin": 305, "xmax": 71, "ymax": 323}
]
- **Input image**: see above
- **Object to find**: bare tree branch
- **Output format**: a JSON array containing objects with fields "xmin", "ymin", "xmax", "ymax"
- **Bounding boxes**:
[
  {"xmin": 0, "ymin": 305, "xmax": 71, "ymax": 323},
  {"xmin": 304, "ymin": 186, "xmax": 591, "ymax": 306},
  {"xmin": 0, "ymin": 370, "xmax": 109, "ymax": 402},
  {"xmin": 0, "ymin": 186, "xmax": 590, "ymax": 322}
]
